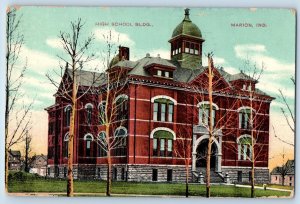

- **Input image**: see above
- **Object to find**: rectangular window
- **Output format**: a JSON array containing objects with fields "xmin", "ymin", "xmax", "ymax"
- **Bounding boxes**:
[
  {"xmin": 64, "ymin": 167, "xmax": 67, "ymax": 177},
  {"xmin": 167, "ymin": 139, "xmax": 172, "ymax": 157},
  {"xmin": 238, "ymin": 171, "xmax": 242, "ymax": 183},
  {"xmin": 86, "ymin": 141, "xmax": 91, "ymax": 157},
  {"xmin": 190, "ymin": 43, "xmax": 194, "ymax": 54},
  {"xmin": 152, "ymin": 169, "xmax": 158, "ymax": 181},
  {"xmin": 290, "ymin": 176, "xmax": 292, "ymax": 181},
  {"xmin": 185, "ymin": 42, "xmax": 190, "ymax": 53},
  {"xmin": 238, "ymin": 144, "xmax": 241, "ymax": 160},
  {"xmin": 243, "ymin": 144, "xmax": 247, "ymax": 160},
  {"xmin": 239, "ymin": 112, "xmax": 243, "ymax": 128},
  {"xmin": 244, "ymin": 113, "xmax": 249, "ymax": 129},
  {"xmin": 48, "ymin": 167, "xmax": 50, "ymax": 176},
  {"xmin": 160, "ymin": 139, "xmax": 165, "ymax": 156},
  {"xmin": 157, "ymin": 70, "xmax": 162, "ymax": 76},
  {"xmin": 161, "ymin": 104, "xmax": 166, "ymax": 122},
  {"xmin": 195, "ymin": 44, "xmax": 199, "ymax": 55},
  {"xmin": 167, "ymin": 169, "xmax": 173, "ymax": 182},
  {"xmin": 98, "ymin": 167, "xmax": 101, "ymax": 178},
  {"xmin": 121, "ymin": 168, "xmax": 125, "ymax": 180},
  {"xmin": 168, "ymin": 104, "xmax": 173, "ymax": 122},
  {"xmin": 153, "ymin": 138, "xmax": 158, "ymax": 156},
  {"xmin": 165, "ymin": 71, "xmax": 169, "ymax": 78},
  {"xmin": 153, "ymin": 103, "xmax": 158, "ymax": 121}
]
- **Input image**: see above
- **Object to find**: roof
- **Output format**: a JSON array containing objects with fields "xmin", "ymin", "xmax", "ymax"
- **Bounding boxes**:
[
  {"xmin": 66, "ymin": 68, "xmax": 106, "ymax": 87},
  {"xmin": 271, "ymin": 160, "xmax": 295, "ymax": 175},
  {"xmin": 172, "ymin": 8, "xmax": 202, "ymax": 39},
  {"xmin": 229, "ymin": 71, "xmax": 256, "ymax": 82},
  {"xmin": 9, "ymin": 150, "xmax": 21, "ymax": 157}
]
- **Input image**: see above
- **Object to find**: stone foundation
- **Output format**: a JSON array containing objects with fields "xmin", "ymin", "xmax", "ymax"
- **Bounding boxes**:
[
  {"xmin": 222, "ymin": 167, "xmax": 269, "ymax": 184},
  {"xmin": 47, "ymin": 164, "xmax": 269, "ymax": 184}
]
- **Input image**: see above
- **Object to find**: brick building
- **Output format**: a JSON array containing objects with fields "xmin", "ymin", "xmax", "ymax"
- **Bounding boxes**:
[{"xmin": 46, "ymin": 9, "xmax": 273, "ymax": 183}]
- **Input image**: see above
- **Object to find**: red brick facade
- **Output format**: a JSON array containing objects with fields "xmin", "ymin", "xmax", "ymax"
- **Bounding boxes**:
[{"xmin": 46, "ymin": 9, "xmax": 273, "ymax": 183}]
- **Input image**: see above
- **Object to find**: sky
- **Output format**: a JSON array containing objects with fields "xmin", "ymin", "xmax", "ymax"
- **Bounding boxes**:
[{"xmin": 9, "ymin": 6, "xmax": 295, "ymax": 170}]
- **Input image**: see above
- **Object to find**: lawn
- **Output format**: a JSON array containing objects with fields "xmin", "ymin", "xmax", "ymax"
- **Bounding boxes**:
[{"xmin": 7, "ymin": 172, "xmax": 291, "ymax": 197}]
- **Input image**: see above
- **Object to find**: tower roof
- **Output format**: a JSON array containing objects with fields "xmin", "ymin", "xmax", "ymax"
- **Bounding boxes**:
[{"xmin": 171, "ymin": 8, "xmax": 202, "ymax": 39}]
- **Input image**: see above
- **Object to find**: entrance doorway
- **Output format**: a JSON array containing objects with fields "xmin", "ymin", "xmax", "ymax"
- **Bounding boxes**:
[{"xmin": 196, "ymin": 139, "xmax": 218, "ymax": 169}]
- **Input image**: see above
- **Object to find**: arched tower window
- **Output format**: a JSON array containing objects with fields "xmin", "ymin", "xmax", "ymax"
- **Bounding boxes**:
[
  {"xmin": 150, "ymin": 127, "xmax": 176, "ymax": 157},
  {"xmin": 84, "ymin": 134, "xmax": 94, "ymax": 157},
  {"xmin": 64, "ymin": 105, "xmax": 72, "ymax": 127},
  {"xmin": 197, "ymin": 102, "xmax": 219, "ymax": 127},
  {"xmin": 97, "ymin": 131, "xmax": 107, "ymax": 157},
  {"xmin": 114, "ymin": 95, "xmax": 128, "ymax": 121},
  {"xmin": 237, "ymin": 135, "xmax": 253, "ymax": 161},
  {"xmin": 114, "ymin": 127, "xmax": 127, "ymax": 156},
  {"xmin": 151, "ymin": 96, "xmax": 176, "ymax": 122},
  {"xmin": 238, "ymin": 107, "xmax": 255, "ymax": 129},
  {"xmin": 85, "ymin": 103, "xmax": 93, "ymax": 125},
  {"xmin": 63, "ymin": 133, "xmax": 69, "ymax": 158},
  {"xmin": 98, "ymin": 101, "xmax": 106, "ymax": 125}
]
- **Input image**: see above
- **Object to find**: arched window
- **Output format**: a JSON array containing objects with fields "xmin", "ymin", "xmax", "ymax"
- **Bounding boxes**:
[
  {"xmin": 198, "ymin": 102, "xmax": 218, "ymax": 127},
  {"xmin": 152, "ymin": 96, "xmax": 176, "ymax": 122},
  {"xmin": 115, "ymin": 95, "xmax": 128, "ymax": 121},
  {"xmin": 98, "ymin": 102, "xmax": 106, "ymax": 125},
  {"xmin": 237, "ymin": 135, "xmax": 253, "ymax": 161},
  {"xmin": 85, "ymin": 103, "xmax": 93, "ymax": 125},
  {"xmin": 63, "ymin": 133, "xmax": 69, "ymax": 158},
  {"xmin": 84, "ymin": 134, "xmax": 94, "ymax": 157},
  {"xmin": 114, "ymin": 127, "xmax": 127, "ymax": 156},
  {"xmin": 150, "ymin": 128, "xmax": 176, "ymax": 157},
  {"xmin": 97, "ymin": 131, "xmax": 107, "ymax": 157},
  {"xmin": 64, "ymin": 105, "xmax": 72, "ymax": 127},
  {"xmin": 238, "ymin": 107, "xmax": 254, "ymax": 129}
]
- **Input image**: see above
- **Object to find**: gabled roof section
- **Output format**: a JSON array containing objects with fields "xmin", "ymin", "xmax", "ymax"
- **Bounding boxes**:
[
  {"xmin": 229, "ymin": 71, "xmax": 257, "ymax": 82},
  {"xmin": 65, "ymin": 68, "xmax": 106, "ymax": 87}
]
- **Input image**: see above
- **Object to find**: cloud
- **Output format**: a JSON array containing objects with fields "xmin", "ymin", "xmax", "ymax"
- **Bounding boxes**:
[
  {"xmin": 46, "ymin": 38, "xmax": 63, "ymax": 49},
  {"xmin": 234, "ymin": 44, "xmax": 295, "ymax": 73},
  {"xmin": 94, "ymin": 28, "xmax": 135, "ymax": 47},
  {"xmin": 202, "ymin": 56, "xmax": 226, "ymax": 67},
  {"xmin": 19, "ymin": 46, "xmax": 59, "ymax": 74}
]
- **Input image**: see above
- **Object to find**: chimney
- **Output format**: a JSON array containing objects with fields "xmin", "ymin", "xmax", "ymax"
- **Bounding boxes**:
[{"xmin": 119, "ymin": 46, "xmax": 130, "ymax": 61}]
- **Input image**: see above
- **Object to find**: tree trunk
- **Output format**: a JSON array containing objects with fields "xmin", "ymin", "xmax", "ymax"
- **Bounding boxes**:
[
  {"xmin": 282, "ymin": 176, "xmax": 285, "ymax": 186},
  {"xmin": 185, "ymin": 164, "xmax": 189, "ymax": 198},
  {"xmin": 67, "ymin": 62, "xmax": 77, "ymax": 197},
  {"xmin": 25, "ymin": 135, "xmax": 29, "ymax": 173},
  {"xmin": 250, "ymin": 91, "xmax": 255, "ymax": 198},
  {"xmin": 206, "ymin": 55, "xmax": 213, "ymax": 198},
  {"xmin": 5, "ymin": 147, "xmax": 9, "ymax": 192},
  {"xmin": 106, "ymin": 152, "xmax": 112, "ymax": 196}
]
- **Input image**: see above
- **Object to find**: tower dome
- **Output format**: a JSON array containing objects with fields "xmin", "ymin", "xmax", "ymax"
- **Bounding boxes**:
[
  {"xmin": 172, "ymin": 8, "xmax": 202, "ymax": 39},
  {"xmin": 169, "ymin": 8, "xmax": 205, "ymax": 69}
]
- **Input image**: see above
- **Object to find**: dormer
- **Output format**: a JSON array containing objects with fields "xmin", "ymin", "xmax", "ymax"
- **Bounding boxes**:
[
  {"xmin": 143, "ymin": 54, "xmax": 176, "ymax": 80},
  {"xmin": 229, "ymin": 71, "xmax": 257, "ymax": 91}
]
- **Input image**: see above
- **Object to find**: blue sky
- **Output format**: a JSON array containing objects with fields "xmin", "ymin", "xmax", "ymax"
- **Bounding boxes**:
[{"xmin": 10, "ymin": 6, "xmax": 295, "ymax": 167}]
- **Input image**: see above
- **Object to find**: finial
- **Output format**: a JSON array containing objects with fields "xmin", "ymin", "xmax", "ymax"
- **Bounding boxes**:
[
  {"xmin": 184, "ymin": 8, "xmax": 191, "ymax": 21},
  {"xmin": 185, "ymin": 8, "xmax": 190, "ymax": 16}
]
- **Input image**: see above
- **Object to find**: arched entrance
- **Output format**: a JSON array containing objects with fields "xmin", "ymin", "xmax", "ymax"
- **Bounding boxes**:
[
  {"xmin": 196, "ymin": 139, "xmax": 218, "ymax": 169},
  {"xmin": 192, "ymin": 135, "xmax": 222, "ymax": 173}
]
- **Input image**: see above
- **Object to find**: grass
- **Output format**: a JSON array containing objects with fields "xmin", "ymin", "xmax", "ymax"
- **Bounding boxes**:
[{"xmin": 7, "ymin": 171, "xmax": 291, "ymax": 197}]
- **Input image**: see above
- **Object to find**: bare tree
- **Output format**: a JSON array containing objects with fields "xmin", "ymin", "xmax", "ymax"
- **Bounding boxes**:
[
  {"xmin": 190, "ymin": 53, "xmax": 240, "ymax": 197},
  {"xmin": 174, "ymin": 122, "xmax": 192, "ymax": 197},
  {"xmin": 24, "ymin": 130, "xmax": 32, "ymax": 173},
  {"xmin": 46, "ymin": 18, "xmax": 97, "ymax": 197},
  {"xmin": 94, "ymin": 31, "xmax": 129, "ymax": 196},
  {"xmin": 5, "ymin": 8, "xmax": 33, "ymax": 190},
  {"xmin": 276, "ymin": 153, "xmax": 294, "ymax": 186},
  {"xmin": 273, "ymin": 77, "xmax": 295, "ymax": 146},
  {"xmin": 235, "ymin": 59, "xmax": 267, "ymax": 198}
]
